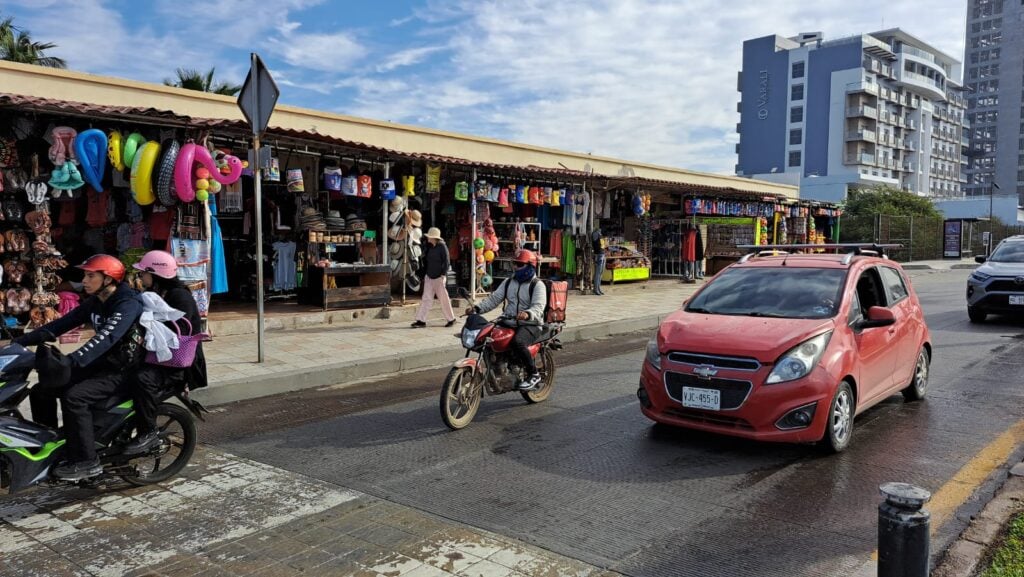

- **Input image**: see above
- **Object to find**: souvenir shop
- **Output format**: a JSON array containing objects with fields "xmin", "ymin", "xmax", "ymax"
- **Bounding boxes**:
[{"xmin": 595, "ymin": 186, "xmax": 842, "ymax": 281}]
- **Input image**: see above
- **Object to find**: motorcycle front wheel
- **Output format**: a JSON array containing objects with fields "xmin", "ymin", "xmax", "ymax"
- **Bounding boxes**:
[
  {"xmin": 440, "ymin": 367, "xmax": 482, "ymax": 430},
  {"xmin": 121, "ymin": 403, "xmax": 197, "ymax": 486},
  {"xmin": 521, "ymin": 348, "xmax": 555, "ymax": 404}
]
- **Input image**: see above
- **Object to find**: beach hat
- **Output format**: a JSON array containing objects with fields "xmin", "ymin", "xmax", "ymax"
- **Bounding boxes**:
[
  {"xmin": 425, "ymin": 227, "xmax": 443, "ymax": 240},
  {"xmin": 389, "ymin": 241, "xmax": 404, "ymax": 258},
  {"xmin": 390, "ymin": 197, "xmax": 405, "ymax": 212},
  {"xmin": 410, "ymin": 228, "xmax": 423, "ymax": 245},
  {"xmin": 406, "ymin": 209, "xmax": 422, "ymax": 227}
]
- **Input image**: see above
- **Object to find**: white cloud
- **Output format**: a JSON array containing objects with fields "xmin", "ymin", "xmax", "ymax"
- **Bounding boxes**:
[
  {"xmin": 268, "ymin": 28, "xmax": 367, "ymax": 72},
  {"xmin": 377, "ymin": 46, "xmax": 445, "ymax": 72}
]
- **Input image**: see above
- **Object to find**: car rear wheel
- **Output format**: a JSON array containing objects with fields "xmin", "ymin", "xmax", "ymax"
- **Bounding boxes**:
[
  {"xmin": 968, "ymin": 307, "xmax": 987, "ymax": 323},
  {"xmin": 901, "ymin": 347, "xmax": 930, "ymax": 402},
  {"xmin": 821, "ymin": 381, "xmax": 855, "ymax": 454}
]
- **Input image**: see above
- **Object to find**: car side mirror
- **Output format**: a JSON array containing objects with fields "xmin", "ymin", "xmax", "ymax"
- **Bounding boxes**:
[
  {"xmin": 975, "ymin": 256, "xmax": 987, "ymax": 264},
  {"xmin": 858, "ymin": 306, "xmax": 896, "ymax": 330}
]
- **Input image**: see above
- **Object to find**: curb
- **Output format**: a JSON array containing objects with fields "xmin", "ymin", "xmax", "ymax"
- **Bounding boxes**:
[
  {"xmin": 193, "ymin": 313, "xmax": 667, "ymax": 407},
  {"xmin": 933, "ymin": 463, "xmax": 1024, "ymax": 577}
]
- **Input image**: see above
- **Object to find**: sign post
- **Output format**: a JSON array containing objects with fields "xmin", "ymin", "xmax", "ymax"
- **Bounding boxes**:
[{"xmin": 237, "ymin": 53, "xmax": 280, "ymax": 363}]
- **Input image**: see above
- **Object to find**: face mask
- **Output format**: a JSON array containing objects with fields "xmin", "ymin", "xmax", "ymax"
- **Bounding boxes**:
[{"xmin": 513, "ymin": 264, "xmax": 535, "ymax": 283}]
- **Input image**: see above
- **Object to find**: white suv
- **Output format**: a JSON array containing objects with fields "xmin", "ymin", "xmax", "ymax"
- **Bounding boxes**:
[{"xmin": 967, "ymin": 235, "xmax": 1024, "ymax": 323}]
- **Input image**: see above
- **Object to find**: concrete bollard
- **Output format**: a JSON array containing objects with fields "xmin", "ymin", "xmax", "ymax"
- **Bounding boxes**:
[{"xmin": 878, "ymin": 482, "xmax": 932, "ymax": 577}]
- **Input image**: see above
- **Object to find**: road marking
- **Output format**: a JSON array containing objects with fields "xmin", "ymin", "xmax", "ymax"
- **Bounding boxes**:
[{"xmin": 854, "ymin": 418, "xmax": 1024, "ymax": 575}]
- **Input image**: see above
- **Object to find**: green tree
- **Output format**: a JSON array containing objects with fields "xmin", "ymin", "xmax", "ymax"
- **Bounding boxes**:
[
  {"xmin": 164, "ymin": 67, "xmax": 241, "ymax": 96},
  {"xmin": 0, "ymin": 15, "xmax": 67, "ymax": 68},
  {"xmin": 842, "ymin": 185, "xmax": 942, "ymax": 218}
]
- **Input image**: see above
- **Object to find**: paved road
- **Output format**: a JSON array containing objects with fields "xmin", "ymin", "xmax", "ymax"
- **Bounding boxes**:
[{"xmin": 211, "ymin": 270, "xmax": 1024, "ymax": 577}]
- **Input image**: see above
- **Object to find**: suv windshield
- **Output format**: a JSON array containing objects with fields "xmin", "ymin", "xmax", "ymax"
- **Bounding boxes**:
[
  {"xmin": 988, "ymin": 241, "xmax": 1024, "ymax": 263},
  {"xmin": 686, "ymin": 267, "xmax": 846, "ymax": 319}
]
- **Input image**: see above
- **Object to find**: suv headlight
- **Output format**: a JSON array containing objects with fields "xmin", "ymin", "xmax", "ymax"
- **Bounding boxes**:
[
  {"xmin": 766, "ymin": 331, "xmax": 832, "ymax": 384},
  {"xmin": 970, "ymin": 271, "xmax": 991, "ymax": 283},
  {"xmin": 461, "ymin": 328, "xmax": 482, "ymax": 349},
  {"xmin": 645, "ymin": 339, "xmax": 662, "ymax": 371}
]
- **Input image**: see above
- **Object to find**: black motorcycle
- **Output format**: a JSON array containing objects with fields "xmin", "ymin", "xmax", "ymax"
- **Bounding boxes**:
[{"xmin": 0, "ymin": 340, "xmax": 206, "ymax": 493}]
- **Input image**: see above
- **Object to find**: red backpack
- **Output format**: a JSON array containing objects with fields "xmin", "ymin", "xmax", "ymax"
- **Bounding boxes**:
[{"xmin": 508, "ymin": 278, "xmax": 568, "ymax": 324}]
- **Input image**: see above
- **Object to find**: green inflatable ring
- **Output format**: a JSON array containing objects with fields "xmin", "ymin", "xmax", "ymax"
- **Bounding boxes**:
[{"xmin": 122, "ymin": 132, "xmax": 146, "ymax": 169}]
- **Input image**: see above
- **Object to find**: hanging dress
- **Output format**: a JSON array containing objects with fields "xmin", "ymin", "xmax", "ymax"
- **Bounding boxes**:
[{"xmin": 208, "ymin": 195, "xmax": 229, "ymax": 294}]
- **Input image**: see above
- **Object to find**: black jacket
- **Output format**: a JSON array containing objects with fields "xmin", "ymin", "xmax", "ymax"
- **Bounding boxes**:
[
  {"xmin": 159, "ymin": 284, "xmax": 208, "ymax": 389},
  {"xmin": 18, "ymin": 283, "xmax": 144, "ymax": 370},
  {"xmin": 423, "ymin": 241, "xmax": 450, "ymax": 280}
]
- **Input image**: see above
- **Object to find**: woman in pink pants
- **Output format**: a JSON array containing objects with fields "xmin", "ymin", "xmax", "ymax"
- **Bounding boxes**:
[{"xmin": 412, "ymin": 227, "xmax": 456, "ymax": 328}]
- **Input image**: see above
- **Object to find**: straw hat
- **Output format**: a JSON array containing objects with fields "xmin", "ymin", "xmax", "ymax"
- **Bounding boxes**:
[
  {"xmin": 406, "ymin": 209, "xmax": 422, "ymax": 227},
  {"xmin": 425, "ymin": 227, "xmax": 443, "ymax": 240},
  {"xmin": 389, "ymin": 197, "xmax": 406, "ymax": 212},
  {"xmin": 409, "ymin": 227, "xmax": 423, "ymax": 245}
]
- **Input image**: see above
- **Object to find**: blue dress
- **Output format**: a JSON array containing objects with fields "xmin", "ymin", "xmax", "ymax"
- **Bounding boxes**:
[{"xmin": 208, "ymin": 196, "xmax": 229, "ymax": 294}]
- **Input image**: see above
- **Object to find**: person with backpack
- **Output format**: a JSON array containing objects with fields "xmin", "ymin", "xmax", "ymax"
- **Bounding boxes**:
[
  {"xmin": 465, "ymin": 249, "xmax": 547, "ymax": 390},
  {"xmin": 122, "ymin": 250, "xmax": 207, "ymax": 455},
  {"xmin": 15, "ymin": 255, "xmax": 145, "ymax": 481}
]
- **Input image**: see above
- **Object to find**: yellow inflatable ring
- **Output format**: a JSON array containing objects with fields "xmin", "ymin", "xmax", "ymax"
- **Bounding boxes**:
[
  {"xmin": 107, "ymin": 130, "xmax": 124, "ymax": 172},
  {"xmin": 130, "ymin": 141, "xmax": 160, "ymax": 205}
]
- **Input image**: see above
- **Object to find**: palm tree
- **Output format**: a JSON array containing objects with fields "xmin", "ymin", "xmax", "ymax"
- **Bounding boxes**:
[
  {"xmin": 164, "ymin": 67, "xmax": 241, "ymax": 96},
  {"xmin": 0, "ymin": 15, "xmax": 67, "ymax": 68}
]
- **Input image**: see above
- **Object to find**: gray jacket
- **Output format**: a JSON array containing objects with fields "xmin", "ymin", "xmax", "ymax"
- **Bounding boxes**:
[{"xmin": 475, "ymin": 276, "xmax": 546, "ymax": 326}]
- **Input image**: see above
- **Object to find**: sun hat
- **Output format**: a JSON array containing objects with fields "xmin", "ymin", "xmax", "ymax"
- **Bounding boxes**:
[
  {"xmin": 410, "ymin": 228, "xmax": 423, "ymax": 245},
  {"xmin": 406, "ymin": 209, "xmax": 422, "ymax": 227},
  {"xmin": 425, "ymin": 227, "xmax": 443, "ymax": 240}
]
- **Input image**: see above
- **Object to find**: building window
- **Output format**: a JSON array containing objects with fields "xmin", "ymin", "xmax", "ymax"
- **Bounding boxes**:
[
  {"xmin": 792, "ymin": 61, "xmax": 805, "ymax": 79},
  {"xmin": 791, "ymin": 84, "xmax": 804, "ymax": 101},
  {"xmin": 788, "ymin": 151, "xmax": 802, "ymax": 167},
  {"xmin": 790, "ymin": 106, "xmax": 804, "ymax": 123},
  {"xmin": 789, "ymin": 129, "xmax": 802, "ymax": 145}
]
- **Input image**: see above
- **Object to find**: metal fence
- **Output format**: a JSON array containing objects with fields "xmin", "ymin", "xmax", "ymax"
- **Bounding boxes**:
[{"xmin": 839, "ymin": 215, "xmax": 1024, "ymax": 262}]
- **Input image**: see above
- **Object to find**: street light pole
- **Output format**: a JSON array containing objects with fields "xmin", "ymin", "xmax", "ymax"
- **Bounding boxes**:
[{"xmin": 989, "ymin": 182, "xmax": 1001, "ymax": 256}]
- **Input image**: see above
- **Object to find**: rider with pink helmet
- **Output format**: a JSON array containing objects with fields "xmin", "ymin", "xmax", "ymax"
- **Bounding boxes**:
[{"xmin": 123, "ymin": 250, "xmax": 207, "ymax": 455}]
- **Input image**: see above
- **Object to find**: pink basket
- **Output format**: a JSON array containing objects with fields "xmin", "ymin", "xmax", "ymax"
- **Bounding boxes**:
[{"xmin": 145, "ymin": 318, "xmax": 204, "ymax": 369}]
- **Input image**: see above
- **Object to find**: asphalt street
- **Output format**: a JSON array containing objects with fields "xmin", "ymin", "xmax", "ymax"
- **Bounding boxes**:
[{"xmin": 210, "ymin": 269, "xmax": 1024, "ymax": 577}]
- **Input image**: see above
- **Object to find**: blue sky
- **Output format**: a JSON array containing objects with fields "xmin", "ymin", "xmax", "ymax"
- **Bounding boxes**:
[{"xmin": 3, "ymin": 1, "xmax": 967, "ymax": 174}]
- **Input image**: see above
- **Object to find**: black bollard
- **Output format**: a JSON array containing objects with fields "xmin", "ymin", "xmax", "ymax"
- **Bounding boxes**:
[{"xmin": 878, "ymin": 482, "xmax": 932, "ymax": 577}]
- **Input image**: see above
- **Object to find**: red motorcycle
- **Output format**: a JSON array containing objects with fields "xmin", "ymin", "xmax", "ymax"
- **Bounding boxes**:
[{"xmin": 441, "ymin": 313, "xmax": 563, "ymax": 429}]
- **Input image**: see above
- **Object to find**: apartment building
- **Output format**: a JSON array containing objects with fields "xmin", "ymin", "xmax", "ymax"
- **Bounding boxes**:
[
  {"xmin": 963, "ymin": 0, "xmax": 1024, "ymax": 200},
  {"xmin": 736, "ymin": 29, "xmax": 968, "ymax": 203}
]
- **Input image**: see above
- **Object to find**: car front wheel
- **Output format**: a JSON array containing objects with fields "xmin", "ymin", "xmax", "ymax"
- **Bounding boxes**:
[
  {"xmin": 821, "ymin": 381, "xmax": 855, "ymax": 453},
  {"xmin": 968, "ymin": 307, "xmax": 987, "ymax": 323}
]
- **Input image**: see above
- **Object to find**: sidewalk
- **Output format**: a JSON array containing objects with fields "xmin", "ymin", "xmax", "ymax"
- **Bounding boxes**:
[{"xmin": 193, "ymin": 279, "xmax": 701, "ymax": 406}]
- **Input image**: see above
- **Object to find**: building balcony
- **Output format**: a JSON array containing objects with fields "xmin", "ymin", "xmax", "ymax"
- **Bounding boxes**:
[
  {"xmin": 847, "ymin": 105, "xmax": 878, "ymax": 119},
  {"xmin": 846, "ymin": 153, "xmax": 876, "ymax": 166},
  {"xmin": 904, "ymin": 162, "xmax": 916, "ymax": 172},
  {"xmin": 905, "ymin": 140, "xmax": 916, "ymax": 151},
  {"xmin": 846, "ymin": 130, "xmax": 877, "ymax": 142},
  {"xmin": 847, "ymin": 81, "xmax": 879, "ymax": 96},
  {"xmin": 961, "ymin": 154, "xmax": 969, "ymax": 164},
  {"xmin": 961, "ymin": 135, "xmax": 970, "ymax": 146}
]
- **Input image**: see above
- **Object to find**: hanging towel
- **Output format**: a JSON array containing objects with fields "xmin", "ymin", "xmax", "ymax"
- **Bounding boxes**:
[{"xmin": 139, "ymin": 292, "xmax": 185, "ymax": 362}]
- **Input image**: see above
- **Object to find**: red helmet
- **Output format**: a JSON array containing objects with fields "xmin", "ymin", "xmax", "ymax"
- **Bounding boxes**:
[
  {"xmin": 513, "ymin": 249, "xmax": 537, "ymax": 266},
  {"xmin": 77, "ymin": 254, "xmax": 126, "ymax": 283}
]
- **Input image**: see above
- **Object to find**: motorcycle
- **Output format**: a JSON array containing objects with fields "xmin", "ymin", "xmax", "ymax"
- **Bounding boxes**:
[
  {"xmin": 0, "ymin": 340, "xmax": 206, "ymax": 493},
  {"xmin": 440, "ymin": 312, "xmax": 563, "ymax": 429}
]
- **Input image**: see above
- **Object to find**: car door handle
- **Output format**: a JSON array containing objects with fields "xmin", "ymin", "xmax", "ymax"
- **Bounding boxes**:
[{"xmin": 887, "ymin": 328, "xmax": 897, "ymax": 335}]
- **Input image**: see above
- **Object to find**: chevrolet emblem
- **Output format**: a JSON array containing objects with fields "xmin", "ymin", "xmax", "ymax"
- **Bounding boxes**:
[{"xmin": 693, "ymin": 366, "xmax": 718, "ymax": 380}]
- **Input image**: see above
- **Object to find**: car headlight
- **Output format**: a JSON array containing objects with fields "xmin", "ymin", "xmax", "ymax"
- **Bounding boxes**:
[
  {"xmin": 645, "ymin": 339, "xmax": 661, "ymax": 371},
  {"xmin": 461, "ymin": 328, "xmax": 482, "ymax": 349},
  {"xmin": 970, "ymin": 271, "xmax": 991, "ymax": 283},
  {"xmin": 766, "ymin": 331, "xmax": 832, "ymax": 384}
]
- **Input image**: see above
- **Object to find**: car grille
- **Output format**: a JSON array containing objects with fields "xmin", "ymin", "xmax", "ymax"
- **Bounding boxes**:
[
  {"xmin": 986, "ymin": 279, "xmax": 1024, "ymax": 292},
  {"xmin": 667, "ymin": 352, "xmax": 761, "ymax": 371},
  {"xmin": 663, "ymin": 407, "xmax": 754, "ymax": 430},
  {"xmin": 664, "ymin": 371, "xmax": 752, "ymax": 410}
]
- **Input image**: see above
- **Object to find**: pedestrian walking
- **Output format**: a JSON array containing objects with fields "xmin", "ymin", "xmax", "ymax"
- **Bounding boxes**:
[
  {"xmin": 592, "ymin": 227, "xmax": 607, "ymax": 295},
  {"xmin": 412, "ymin": 227, "xmax": 456, "ymax": 328}
]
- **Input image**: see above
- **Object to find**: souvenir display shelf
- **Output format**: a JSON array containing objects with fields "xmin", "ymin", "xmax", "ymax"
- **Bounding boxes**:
[
  {"xmin": 301, "ymin": 229, "xmax": 388, "ymax": 310},
  {"xmin": 602, "ymin": 244, "xmax": 650, "ymax": 284}
]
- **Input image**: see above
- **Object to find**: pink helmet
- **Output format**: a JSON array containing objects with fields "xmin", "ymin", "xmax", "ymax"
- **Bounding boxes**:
[{"xmin": 133, "ymin": 250, "xmax": 178, "ymax": 279}]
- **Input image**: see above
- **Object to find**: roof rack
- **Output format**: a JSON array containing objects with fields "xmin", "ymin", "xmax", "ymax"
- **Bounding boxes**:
[{"xmin": 735, "ymin": 243, "xmax": 902, "ymax": 263}]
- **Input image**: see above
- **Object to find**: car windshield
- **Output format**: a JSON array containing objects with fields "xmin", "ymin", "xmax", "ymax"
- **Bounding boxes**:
[
  {"xmin": 988, "ymin": 242, "xmax": 1024, "ymax": 263},
  {"xmin": 685, "ymin": 267, "xmax": 846, "ymax": 319}
]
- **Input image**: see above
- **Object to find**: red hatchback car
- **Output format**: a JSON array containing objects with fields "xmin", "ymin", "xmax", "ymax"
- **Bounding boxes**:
[{"xmin": 638, "ymin": 247, "xmax": 931, "ymax": 452}]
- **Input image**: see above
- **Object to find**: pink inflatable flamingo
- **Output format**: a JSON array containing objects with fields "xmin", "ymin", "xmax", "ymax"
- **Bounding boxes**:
[{"xmin": 174, "ymin": 143, "xmax": 244, "ymax": 202}]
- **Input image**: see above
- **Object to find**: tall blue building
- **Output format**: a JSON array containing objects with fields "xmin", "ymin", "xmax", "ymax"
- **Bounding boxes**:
[{"xmin": 736, "ymin": 30, "xmax": 968, "ymax": 203}]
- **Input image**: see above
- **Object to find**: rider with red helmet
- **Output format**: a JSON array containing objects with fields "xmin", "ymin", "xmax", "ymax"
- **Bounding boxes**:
[
  {"xmin": 122, "ymin": 250, "xmax": 206, "ymax": 455},
  {"xmin": 465, "ymin": 249, "xmax": 548, "ymax": 390},
  {"xmin": 16, "ymin": 254, "xmax": 145, "ymax": 481}
]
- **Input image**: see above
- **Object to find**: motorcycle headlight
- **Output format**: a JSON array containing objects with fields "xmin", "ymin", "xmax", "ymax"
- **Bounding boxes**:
[
  {"xmin": 766, "ymin": 331, "xmax": 832, "ymax": 384},
  {"xmin": 645, "ymin": 339, "xmax": 662, "ymax": 371},
  {"xmin": 970, "ymin": 271, "xmax": 991, "ymax": 283},
  {"xmin": 461, "ymin": 328, "xmax": 482, "ymax": 349}
]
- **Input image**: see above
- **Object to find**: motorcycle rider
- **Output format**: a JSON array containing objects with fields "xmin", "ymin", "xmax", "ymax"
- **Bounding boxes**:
[
  {"xmin": 466, "ymin": 249, "xmax": 547, "ymax": 390},
  {"xmin": 123, "ymin": 250, "xmax": 206, "ymax": 455},
  {"xmin": 15, "ymin": 255, "xmax": 145, "ymax": 481}
]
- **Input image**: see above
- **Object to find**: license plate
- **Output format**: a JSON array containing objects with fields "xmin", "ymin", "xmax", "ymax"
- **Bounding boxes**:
[
  {"xmin": 1011, "ymin": 295, "xmax": 1024, "ymax": 305},
  {"xmin": 682, "ymin": 387, "xmax": 721, "ymax": 410}
]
